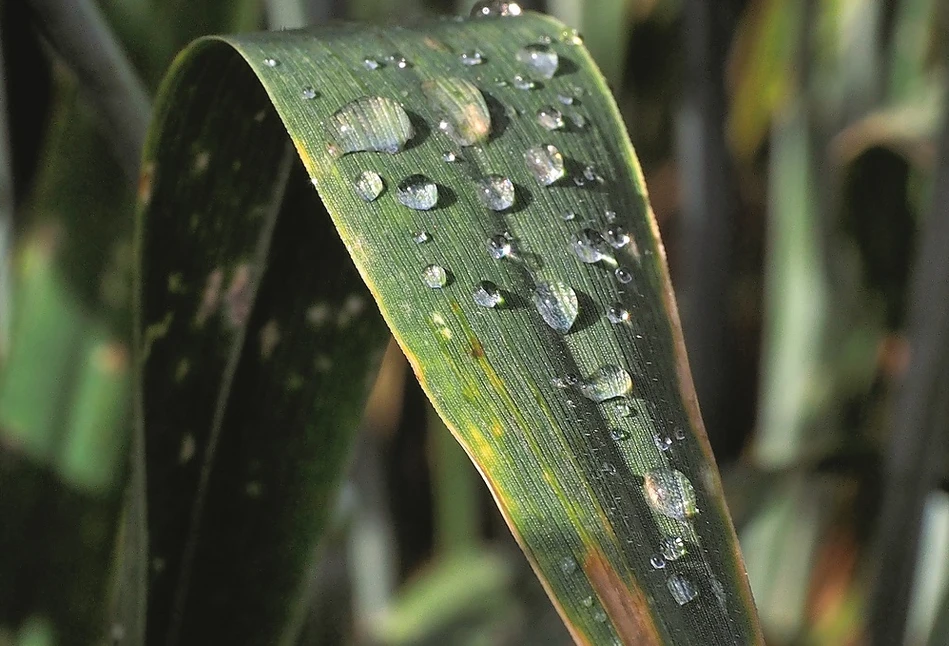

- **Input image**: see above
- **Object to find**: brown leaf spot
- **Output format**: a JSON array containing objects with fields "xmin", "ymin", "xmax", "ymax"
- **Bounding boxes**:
[{"xmin": 583, "ymin": 549, "xmax": 662, "ymax": 645}]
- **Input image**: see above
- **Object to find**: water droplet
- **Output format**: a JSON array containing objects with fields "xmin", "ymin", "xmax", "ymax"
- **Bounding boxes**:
[
  {"xmin": 607, "ymin": 303, "xmax": 630, "ymax": 324},
  {"xmin": 422, "ymin": 265, "xmax": 448, "ymax": 289},
  {"xmin": 609, "ymin": 428, "xmax": 628, "ymax": 441},
  {"xmin": 615, "ymin": 267, "xmax": 633, "ymax": 284},
  {"xmin": 560, "ymin": 556, "xmax": 577, "ymax": 575},
  {"xmin": 470, "ymin": 0, "xmax": 522, "ymax": 18},
  {"xmin": 413, "ymin": 231, "xmax": 431, "ymax": 244},
  {"xmin": 326, "ymin": 96, "xmax": 414, "ymax": 156},
  {"xmin": 661, "ymin": 536, "xmax": 687, "ymax": 561},
  {"xmin": 442, "ymin": 151, "xmax": 460, "ymax": 162},
  {"xmin": 486, "ymin": 234, "xmax": 513, "ymax": 259},
  {"xmin": 460, "ymin": 50, "xmax": 485, "ymax": 66},
  {"xmin": 643, "ymin": 468, "xmax": 698, "ymax": 520},
  {"xmin": 363, "ymin": 57, "xmax": 382, "ymax": 70},
  {"xmin": 601, "ymin": 462, "xmax": 617, "ymax": 476},
  {"xmin": 423, "ymin": 77, "xmax": 492, "ymax": 146},
  {"xmin": 578, "ymin": 365, "xmax": 633, "ymax": 402},
  {"xmin": 301, "ymin": 87, "xmax": 318, "ymax": 100},
  {"xmin": 516, "ymin": 43, "xmax": 559, "ymax": 79},
  {"xmin": 654, "ymin": 434, "xmax": 673, "ymax": 452},
  {"xmin": 397, "ymin": 174, "xmax": 438, "ymax": 210},
  {"xmin": 605, "ymin": 209, "xmax": 618, "ymax": 222},
  {"xmin": 569, "ymin": 111, "xmax": 588, "ymax": 129},
  {"xmin": 667, "ymin": 574, "xmax": 699, "ymax": 605},
  {"xmin": 562, "ymin": 211, "xmax": 576, "ymax": 221},
  {"xmin": 512, "ymin": 75, "xmax": 536, "ymax": 90},
  {"xmin": 532, "ymin": 281, "xmax": 579, "ymax": 333},
  {"xmin": 557, "ymin": 93, "xmax": 574, "ymax": 106},
  {"xmin": 552, "ymin": 374, "xmax": 579, "ymax": 389},
  {"xmin": 650, "ymin": 555, "xmax": 666, "ymax": 570},
  {"xmin": 353, "ymin": 170, "xmax": 384, "ymax": 201},
  {"xmin": 560, "ymin": 28, "xmax": 583, "ymax": 45},
  {"xmin": 536, "ymin": 106, "xmax": 565, "ymax": 131},
  {"xmin": 593, "ymin": 609, "xmax": 608, "ymax": 623},
  {"xmin": 674, "ymin": 428, "xmax": 687, "ymax": 441},
  {"xmin": 612, "ymin": 401, "xmax": 634, "ymax": 417},
  {"xmin": 263, "ymin": 57, "xmax": 279, "ymax": 68},
  {"xmin": 581, "ymin": 596, "xmax": 594, "ymax": 608},
  {"xmin": 524, "ymin": 144, "xmax": 565, "ymax": 186},
  {"xmin": 582, "ymin": 165, "xmax": 604, "ymax": 184},
  {"xmin": 605, "ymin": 226, "xmax": 630, "ymax": 248},
  {"xmin": 385, "ymin": 53, "xmax": 411, "ymax": 68},
  {"xmin": 473, "ymin": 280, "xmax": 503, "ymax": 308},
  {"xmin": 571, "ymin": 229, "xmax": 613, "ymax": 264},
  {"xmin": 474, "ymin": 175, "xmax": 515, "ymax": 211}
]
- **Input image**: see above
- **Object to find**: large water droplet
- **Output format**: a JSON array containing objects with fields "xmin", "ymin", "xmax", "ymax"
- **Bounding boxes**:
[
  {"xmin": 607, "ymin": 304, "xmax": 630, "ymax": 324},
  {"xmin": 667, "ymin": 574, "xmax": 699, "ymax": 605},
  {"xmin": 516, "ymin": 43, "xmax": 559, "ymax": 80},
  {"xmin": 578, "ymin": 365, "xmax": 632, "ymax": 402},
  {"xmin": 615, "ymin": 267, "xmax": 633, "ymax": 284},
  {"xmin": 397, "ymin": 174, "xmax": 438, "ymax": 210},
  {"xmin": 422, "ymin": 265, "xmax": 448, "ymax": 289},
  {"xmin": 473, "ymin": 281, "xmax": 503, "ymax": 308},
  {"xmin": 460, "ymin": 50, "xmax": 485, "ymax": 66},
  {"xmin": 661, "ymin": 536, "xmax": 687, "ymax": 561},
  {"xmin": 532, "ymin": 281, "xmax": 578, "ymax": 333},
  {"xmin": 353, "ymin": 170, "xmax": 384, "ymax": 201},
  {"xmin": 537, "ymin": 106, "xmax": 566, "ymax": 131},
  {"xmin": 571, "ymin": 229, "xmax": 613, "ymax": 264},
  {"xmin": 475, "ymin": 175, "xmax": 515, "ymax": 211},
  {"xmin": 643, "ymin": 468, "xmax": 698, "ymax": 520},
  {"xmin": 524, "ymin": 144, "xmax": 565, "ymax": 186},
  {"xmin": 487, "ymin": 234, "xmax": 512, "ymax": 259},
  {"xmin": 470, "ymin": 0, "xmax": 522, "ymax": 17},
  {"xmin": 422, "ymin": 77, "xmax": 492, "ymax": 146},
  {"xmin": 326, "ymin": 96, "xmax": 414, "ymax": 156}
]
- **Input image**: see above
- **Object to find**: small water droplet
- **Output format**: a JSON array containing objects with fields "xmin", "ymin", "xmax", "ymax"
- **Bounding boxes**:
[
  {"xmin": 557, "ymin": 93, "xmax": 575, "ymax": 105},
  {"xmin": 593, "ymin": 609, "xmax": 608, "ymax": 623},
  {"xmin": 470, "ymin": 0, "xmax": 522, "ymax": 18},
  {"xmin": 385, "ymin": 53, "xmax": 411, "ymax": 68},
  {"xmin": 512, "ymin": 75, "xmax": 537, "ymax": 90},
  {"xmin": 473, "ymin": 280, "xmax": 503, "ymax": 308},
  {"xmin": 532, "ymin": 281, "xmax": 579, "ymax": 333},
  {"xmin": 326, "ymin": 96, "xmax": 414, "ymax": 156},
  {"xmin": 601, "ymin": 462, "xmax": 617, "ymax": 476},
  {"xmin": 413, "ymin": 231, "xmax": 431, "ymax": 244},
  {"xmin": 661, "ymin": 536, "xmax": 687, "ymax": 561},
  {"xmin": 422, "ymin": 264, "xmax": 448, "ymax": 289},
  {"xmin": 516, "ymin": 43, "xmax": 559, "ymax": 79},
  {"xmin": 560, "ymin": 28, "xmax": 583, "ymax": 45},
  {"xmin": 562, "ymin": 211, "xmax": 576, "ymax": 221},
  {"xmin": 363, "ymin": 57, "xmax": 382, "ymax": 70},
  {"xmin": 650, "ymin": 555, "xmax": 667, "ymax": 570},
  {"xmin": 607, "ymin": 303, "xmax": 630, "ymax": 324},
  {"xmin": 423, "ymin": 77, "xmax": 492, "ymax": 146},
  {"xmin": 486, "ymin": 234, "xmax": 513, "ymax": 259},
  {"xmin": 581, "ymin": 596, "xmax": 594, "ymax": 608},
  {"xmin": 552, "ymin": 375, "xmax": 579, "ymax": 389},
  {"xmin": 578, "ymin": 365, "xmax": 633, "ymax": 402},
  {"xmin": 605, "ymin": 209, "xmax": 618, "ymax": 222},
  {"xmin": 460, "ymin": 50, "xmax": 485, "ymax": 66},
  {"xmin": 524, "ymin": 144, "xmax": 565, "ymax": 186},
  {"xmin": 353, "ymin": 170, "xmax": 384, "ymax": 201},
  {"xmin": 643, "ymin": 468, "xmax": 698, "ymax": 520},
  {"xmin": 301, "ymin": 87, "xmax": 318, "ymax": 100},
  {"xmin": 397, "ymin": 174, "xmax": 438, "ymax": 210},
  {"xmin": 571, "ymin": 229, "xmax": 613, "ymax": 264},
  {"xmin": 674, "ymin": 428, "xmax": 687, "ymax": 441},
  {"xmin": 474, "ymin": 175, "xmax": 515, "ymax": 211},
  {"xmin": 654, "ymin": 434, "xmax": 673, "ymax": 452},
  {"xmin": 560, "ymin": 556, "xmax": 577, "ymax": 575},
  {"xmin": 569, "ymin": 111, "xmax": 588, "ymax": 129},
  {"xmin": 582, "ymin": 165, "xmax": 604, "ymax": 184},
  {"xmin": 609, "ymin": 428, "xmax": 628, "ymax": 441},
  {"xmin": 605, "ymin": 226, "xmax": 630, "ymax": 248},
  {"xmin": 615, "ymin": 267, "xmax": 633, "ymax": 284},
  {"xmin": 263, "ymin": 57, "xmax": 279, "ymax": 68},
  {"xmin": 442, "ymin": 151, "xmax": 460, "ymax": 162},
  {"xmin": 667, "ymin": 574, "xmax": 699, "ymax": 605},
  {"xmin": 537, "ymin": 106, "xmax": 566, "ymax": 131}
]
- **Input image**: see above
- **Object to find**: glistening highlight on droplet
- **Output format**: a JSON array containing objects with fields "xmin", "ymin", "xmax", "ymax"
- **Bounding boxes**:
[{"xmin": 326, "ymin": 96, "xmax": 414, "ymax": 157}]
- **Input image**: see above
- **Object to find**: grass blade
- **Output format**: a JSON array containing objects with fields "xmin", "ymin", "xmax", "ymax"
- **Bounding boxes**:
[{"xmin": 139, "ymin": 12, "xmax": 762, "ymax": 643}]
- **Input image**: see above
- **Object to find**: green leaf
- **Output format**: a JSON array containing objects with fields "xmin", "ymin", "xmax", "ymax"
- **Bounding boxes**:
[{"xmin": 138, "ymin": 10, "xmax": 762, "ymax": 644}]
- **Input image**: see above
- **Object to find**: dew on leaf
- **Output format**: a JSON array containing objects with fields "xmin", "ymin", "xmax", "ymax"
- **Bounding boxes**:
[
  {"xmin": 470, "ymin": 1, "xmax": 522, "ymax": 18},
  {"xmin": 413, "ymin": 231, "xmax": 431, "ymax": 244},
  {"xmin": 460, "ymin": 50, "xmax": 485, "ymax": 66},
  {"xmin": 422, "ymin": 77, "xmax": 492, "ymax": 146},
  {"xmin": 486, "ymin": 234, "xmax": 513, "ymax": 259},
  {"xmin": 560, "ymin": 556, "xmax": 577, "ymax": 575},
  {"xmin": 473, "ymin": 281, "xmax": 503, "ymax": 308},
  {"xmin": 512, "ymin": 75, "xmax": 537, "ymax": 90},
  {"xmin": 532, "ymin": 281, "xmax": 579, "ymax": 333},
  {"xmin": 397, "ymin": 174, "xmax": 438, "ymax": 210},
  {"xmin": 607, "ymin": 303, "xmax": 630, "ymax": 324},
  {"xmin": 524, "ymin": 144, "xmax": 565, "ymax": 186},
  {"xmin": 578, "ymin": 365, "xmax": 633, "ymax": 403},
  {"xmin": 650, "ymin": 555, "xmax": 666, "ymax": 570},
  {"xmin": 422, "ymin": 265, "xmax": 448, "ymax": 289},
  {"xmin": 263, "ymin": 57, "xmax": 279, "ymax": 68},
  {"xmin": 301, "ymin": 87, "xmax": 318, "ymax": 100},
  {"xmin": 516, "ymin": 43, "xmax": 559, "ymax": 79},
  {"xmin": 667, "ymin": 574, "xmax": 699, "ymax": 605},
  {"xmin": 353, "ymin": 170, "xmax": 384, "ymax": 201},
  {"xmin": 605, "ymin": 225, "xmax": 630, "ymax": 249},
  {"xmin": 643, "ymin": 468, "xmax": 698, "ymax": 520},
  {"xmin": 571, "ymin": 228, "xmax": 612, "ymax": 264},
  {"xmin": 326, "ymin": 96, "xmax": 414, "ymax": 156},
  {"xmin": 474, "ymin": 175, "xmax": 515, "ymax": 211},
  {"xmin": 661, "ymin": 536, "xmax": 687, "ymax": 561},
  {"xmin": 615, "ymin": 267, "xmax": 633, "ymax": 284},
  {"xmin": 537, "ymin": 106, "xmax": 566, "ymax": 131}
]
